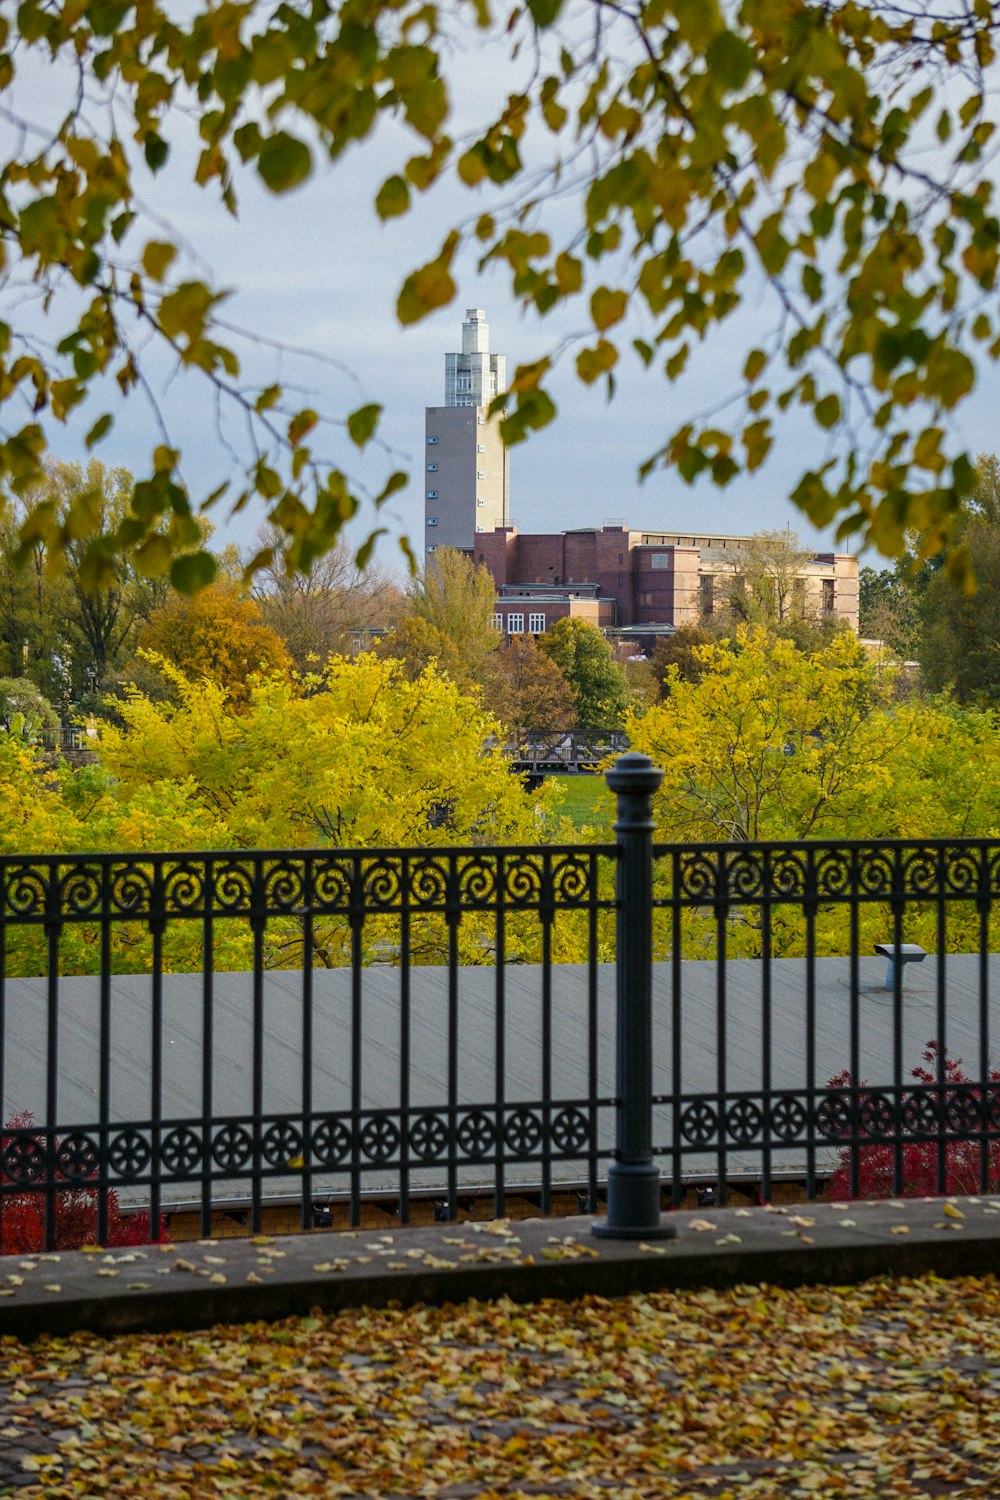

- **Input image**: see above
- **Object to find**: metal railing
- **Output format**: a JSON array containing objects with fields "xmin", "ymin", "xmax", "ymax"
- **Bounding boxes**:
[{"xmin": 1, "ymin": 754, "xmax": 998, "ymax": 1250}]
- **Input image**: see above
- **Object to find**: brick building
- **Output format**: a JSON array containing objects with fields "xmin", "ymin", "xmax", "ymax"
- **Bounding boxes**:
[{"xmin": 475, "ymin": 525, "xmax": 859, "ymax": 642}]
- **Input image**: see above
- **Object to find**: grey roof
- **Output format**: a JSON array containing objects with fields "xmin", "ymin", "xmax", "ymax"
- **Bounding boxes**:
[{"xmin": 3, "ymin": 955, "xmax": 997, "ymax": 1204}]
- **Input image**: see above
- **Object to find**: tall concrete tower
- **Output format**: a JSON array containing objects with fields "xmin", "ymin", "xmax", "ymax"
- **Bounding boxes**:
[{"xmin": 424, "ymin": 308, "xmax": 509, "ymax": 556}]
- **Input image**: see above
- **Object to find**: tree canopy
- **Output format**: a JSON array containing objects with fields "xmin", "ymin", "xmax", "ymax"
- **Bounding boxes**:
[{"xmin": 2, "ymin": 2, "xmax": 999, "ymax": 586}]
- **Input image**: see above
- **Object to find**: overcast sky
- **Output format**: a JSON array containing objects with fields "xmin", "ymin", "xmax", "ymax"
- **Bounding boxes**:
[{"xmin": 11, "ymin": 10, "xmax": 1000, "ymax": 580}]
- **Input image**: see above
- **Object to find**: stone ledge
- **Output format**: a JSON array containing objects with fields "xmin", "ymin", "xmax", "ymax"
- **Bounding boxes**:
[{"xmin": 2, "ymin": 1195, "xmax": 998, "ymax": 1341}]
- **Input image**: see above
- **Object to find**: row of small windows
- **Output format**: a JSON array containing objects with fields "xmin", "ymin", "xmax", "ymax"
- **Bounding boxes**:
[{"xmin": 493, "ymin": 612, "xmax": 546, "ymax": 634}]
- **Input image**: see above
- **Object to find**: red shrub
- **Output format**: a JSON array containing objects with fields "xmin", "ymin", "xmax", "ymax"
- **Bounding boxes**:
[
  {"xmin": 827, "ymin": 1044, "xmax": 1000, "ymax": 1201},
  {"xmin": 1, "ymin": 1113, "xmax": 164, "ymax": 1255}
]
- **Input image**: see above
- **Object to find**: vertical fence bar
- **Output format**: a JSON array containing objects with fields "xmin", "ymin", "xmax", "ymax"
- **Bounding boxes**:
[
  {"xmin": 670, "ymin": 848, "xmax": 683, "ymax": 1209},
  {"xmin": 398, "ymin": 855, "xmax": 412, "ymax": 1227},
  {"xmin": 493, "ymin": 851, "xmax": 507, "ymax": 1221},
  {"xmin": 848, "ymin": 847, "xmax": 861, "ymax": 1199},
  {"xmin": 804, "ymin": 849, "xmax": 818, "ymax": 1199},
  {"xmin": 714, "ymin": 853, "xmax": 728, "ymax": 1207},
  {"xmin": 540, "ymin": 851, "xmax": 553, "ymax": 1218},
  {"xmin": 149, "ymin": 861, "xmax": 164, "ymax": 1241},
  {"xmin": 44, "ymin": 864, "xmax": 61, "ymax": 1250},
  {"xmin": 594, "ymin": 754, "xmax": 673, "ymax": 1241},
  {"xmin": 200, "ymin": 856, "xmax": 215, "ymax": 1238},
  {"xmin": 446, "ymin": 852, "xmax": 459, "ymax": 1223},
  {"xmin": 585, "ymin": 849, "xmax": 599, "ymax": 1215},
  {"xmin": 978, "ymin": 844, "xmax": 991, "ymax": 1193},
  {"xmin": 760, "ymin": 848, "xmax": 773, "ymax": 1205},
  {"xmin": 891, "ymin": 854, "xmax": 904, "ymax": 1198},
  {"xmin": 349, "ymin": 855, "xmax": 364, "ymax": 1229},
  {"xmin": 935, "ymin": 847, "xmax": 948, "ymax": 1196},
  {"xmin": 299, "ymin": 857, "xmax": 314, "ymax": 1233},
  {"xmin": 97, "ymin": 860, "xmax": 111, "ymax": 1244},
  {"xmin": 250, "ymin": 856, "xmax": 265, "ymax": 1235}
]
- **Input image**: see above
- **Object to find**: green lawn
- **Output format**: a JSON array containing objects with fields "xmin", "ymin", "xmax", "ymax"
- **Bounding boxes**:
[{"xmin": 547, "ymin": 773, "xmax": 614, "ymax": 832}]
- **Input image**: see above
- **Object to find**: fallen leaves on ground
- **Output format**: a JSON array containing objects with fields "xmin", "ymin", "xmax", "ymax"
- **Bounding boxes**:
[{"xmin": 1, "ymin": 1272, "xmax": 999, "ymax": 1497}]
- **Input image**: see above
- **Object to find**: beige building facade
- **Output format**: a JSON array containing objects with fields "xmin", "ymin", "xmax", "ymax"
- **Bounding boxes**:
[{"xmin": 425, "ymin": 310, "xmax": 509, "ymax": 556}]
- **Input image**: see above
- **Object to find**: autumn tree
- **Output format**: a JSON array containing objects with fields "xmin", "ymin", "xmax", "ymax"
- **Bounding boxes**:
[
  {"xmin": 252, "ymin": 533, "xmax": 404, "ymax": 673},
  {"xmin": 98, "ymin": 656, "xmax": 553, "ymax": 852},
  {"xmin": 135, "ymin": 582, "xmax": 292, "ymax": 706},
  {"xmin": 372, "ymin": 615, "xmax": 465, "ymax": 685},
  {"xmin": 920, "ymin": 455, "xmax": 1000, "ymax": 702},
  {"xmin": 1, "ymin": 3, "xmax": 999, "ymax": 585},
  {"xmin": 491, "ymin": 633, "xmax": 576, "ymax": 732},
  {"xmin": 537, "ymin": 619, "xmax": 633, "ymax": 732},
  {"xmin": 858, "ymin": 562, "xmax": 927, "ymax": 660},
  {"xmin": 713, "ymin": 531, "xmax": 815, "ymax": 629},
  {"xmin": 628, "ymin": 629, "xmax": 1000, "ymax": 846},
  {"xmin": 406, "ymin": 549, "xmax": 501, "ymax": 689},
  {"xmin": 650, "ymin": 626, "xmax": 718, "ymax": 699}
]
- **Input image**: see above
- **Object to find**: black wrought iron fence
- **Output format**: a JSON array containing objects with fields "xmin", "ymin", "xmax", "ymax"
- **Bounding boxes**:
[{"xmin": 1, "ymin": 754, "xmax": 998, "ymax": 1252}]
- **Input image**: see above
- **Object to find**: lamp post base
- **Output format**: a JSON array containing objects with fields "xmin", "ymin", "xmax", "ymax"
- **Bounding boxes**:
[{"xmin": 590, "ymin": 1162, "xmax": 677, "ymax": 1241}]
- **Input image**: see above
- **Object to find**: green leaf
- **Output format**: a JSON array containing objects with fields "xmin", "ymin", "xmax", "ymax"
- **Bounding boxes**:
[
  {"xmin": 591, "ymin": 286, "xmax": 627, "ymax": 330},
  {"xmin": 85, "ymin": 413, "xmax": 113, "ymax": 448},
  {"xmin": 144, "ymin": 133, "xmax": 169, "ymax": 173},
  {"xmin": 257, "ymin": 132, "xmax": 312, "ymax": 194},
  {"xmin": 355, "ymin": 527, "xmax": 388, "ymax": 570},
  {"xmin": 347, "ymin": 403, "xmax": 382, "ymax": 447},
  {"xmin": 815, "ymin": 394, "xmax": 841, "ymax": 429},
  {"xmin": 376, "ymin": 175, "xmax": 410, "ymax": 219},
  {"xmin": 375, "ymin": 470, "xmax": 408, "ymax": 506},
  {"xmin": 397, "ymin": 244, "xmax": 457, "ymax": 325},
  {"xmin": 170, "ymin": 550, "xmax": 217, "ymax": 595},
  {"xmin": 142, "ymin": 241, "xmax": 177, "ymax": 281},
  {"xmin": 706, "ymin": 30, "xmax": 754, "ymax": 89}
]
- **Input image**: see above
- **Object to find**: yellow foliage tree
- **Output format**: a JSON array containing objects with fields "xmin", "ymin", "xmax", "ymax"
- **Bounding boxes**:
[
  {"xmin": 627, "ymin": 629, "xmax": 1000, "ymax": 958},
  {"xmin": 134, "ymin": 583, "xmax": 292, "ymax": 706}
]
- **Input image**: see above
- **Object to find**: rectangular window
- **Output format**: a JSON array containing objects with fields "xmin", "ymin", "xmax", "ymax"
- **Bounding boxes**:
[
  {"xmin": 477, "ymin": 471, "xmax": 486, "ymax": 479},
  {"xmin": 507, "ymin": 612, "xmax": 525, "ymax": 633},
  {"xmin": 700, "ymin": 574, "xmax": 715, "ymax": 615},
  {"xmin": 427, "ymin": 517, "xmax": 438, "ymax": 526},
  {"xmin": 477, "ymin": 498, "xmax": 485, "ymax": 507},
  {"xmin": 822, "ymin": 579, "xmax": 835, "ymax": 613},
  {"xmin": 427, "ymin": 435, "xmax": 438, "ymax": 444},
  {"xmin": 478, "ymin": 416, "xmax": 486, "ymax": 425},
  {"xmin": 528, "ymin": 612, "xmax": 545, "ymax": 634},
  {"xmin": 426, "ymin": 489, "xmax": 438, "ymax": 499},
  {"xmin": 650, "ymin": 553, "xmax": 670, "ymax": 569},
  {"xmin": 426, "ymin": 462, "xmax": 438, "ymax": 472},
  {"xmin": 493, "ymin": 613, "xmax": 504, "ymax": 631},
  {"xmin": 477, "ymin": 444, "xmax": 485, "ymax": 452}
]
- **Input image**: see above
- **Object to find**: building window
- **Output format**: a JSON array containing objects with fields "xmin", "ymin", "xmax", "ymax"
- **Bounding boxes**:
[
  {"xmin": 477, "ymin": 471, "xmax": 486, "ymax": 479},
  {"xmin": 427, "ymin": 517, "xmax": 438, "ymax": 526},
  {"xmin": 477, "ymin": 498, "xmax": 485, "ymax": 507},
  {"xmin": 427, "ymin": 435, "xmax": 438, "ymax": 444},
  {"xmin": 426, "ymin": 462, "xmax": 438, "ymax": 472},
  {"xmin": 493, "ymin": 613, "xmax": 504, "ymax": 631},
  {"xmin": 528, "ymin": 612, "xmax": 545, "ymax": 634},
  {"xmin": 700, "ymin": 574, "xmax": 715, "ymax": 615},
  {"xmin": 822, "ymin": 579, "xmax": 835, "ymax": 613},
  {"xmin": 426, "ymin": 490, "xmax": 438, "ymax": 499},
  {"xmin": 650, "ymin": 553, "xmax": 670, "ymax": 569},
  {"xmin": 478, "ymin": 416, "xmax": 486, "ymax": 425},
  {"xmin": 477, "ymin": 444, "xmax": 485, "ymax": 452},
  {"xmin": 507, "ymin": 612, "xmax": 524, "ymax": 633}
]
